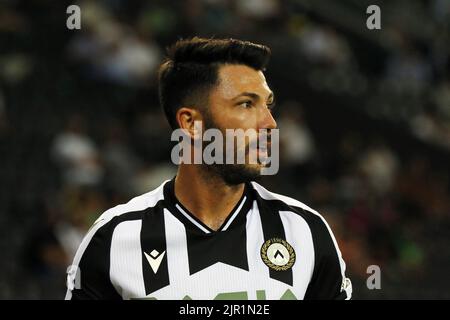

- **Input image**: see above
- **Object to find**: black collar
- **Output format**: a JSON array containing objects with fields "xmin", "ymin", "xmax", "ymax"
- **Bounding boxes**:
[{"xmin": 163, "ymin": 177, "xmax": 254, "ymax": 235}]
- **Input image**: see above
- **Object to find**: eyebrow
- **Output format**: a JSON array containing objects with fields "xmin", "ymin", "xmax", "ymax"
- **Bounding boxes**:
[{"xmin": 232, "ymin": 91, "xmax": 274, "ymax": 102}]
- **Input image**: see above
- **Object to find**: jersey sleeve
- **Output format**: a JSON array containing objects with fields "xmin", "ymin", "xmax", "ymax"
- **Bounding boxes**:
[
  {"xmin": 303, "ymin": 213, "xmax": 352, "ymax": 300},
  {"xmin": 65, "ymin": 220, "xmax": 122, "ymax": 300}
]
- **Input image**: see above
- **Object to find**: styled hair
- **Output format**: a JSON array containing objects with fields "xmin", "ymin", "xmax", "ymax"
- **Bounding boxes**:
[{"xmin": 158, "ymin": 37, "xmax": 271, "ymax": 129}]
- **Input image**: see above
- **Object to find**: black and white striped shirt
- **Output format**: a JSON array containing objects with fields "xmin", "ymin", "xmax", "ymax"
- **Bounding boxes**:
[{"xmin": 65, "ymin": 178, "xmax": 352, "ymax": 300}]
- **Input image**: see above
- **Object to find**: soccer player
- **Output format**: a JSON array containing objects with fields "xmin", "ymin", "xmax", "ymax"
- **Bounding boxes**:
[{"xmin": 65, "ymin": 37, "xmax": 352, "ymax": 300}]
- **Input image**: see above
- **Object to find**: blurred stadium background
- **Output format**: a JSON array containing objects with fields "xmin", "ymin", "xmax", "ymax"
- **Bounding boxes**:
[{"xmin": 0, "ymin": 0, "xmax": 449, "ymax": 299}]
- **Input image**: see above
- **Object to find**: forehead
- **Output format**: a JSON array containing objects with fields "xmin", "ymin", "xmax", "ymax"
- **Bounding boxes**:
[{"xmin": 214, "ymin": 64, "xmax": 271, "ymax": 100}]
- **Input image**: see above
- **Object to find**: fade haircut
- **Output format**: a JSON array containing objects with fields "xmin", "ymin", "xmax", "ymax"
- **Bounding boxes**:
[{"xmin": 158, "ymin": 37, "xmax": 271, "ymax": 129}]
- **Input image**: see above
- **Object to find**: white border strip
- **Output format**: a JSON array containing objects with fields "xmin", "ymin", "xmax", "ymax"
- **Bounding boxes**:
[
  {"xmin": 222, "ymin": 196, "xmax": 247, "ymax": 231},
  {"xmin": 175, "ymin": 204, "xmax": 211, "ymax": 234}
]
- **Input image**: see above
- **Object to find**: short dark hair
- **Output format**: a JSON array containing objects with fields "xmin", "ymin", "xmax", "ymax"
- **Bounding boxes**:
[{"xmin": 158, "ymin": 37, "xmax": 271, "ymax": 129}]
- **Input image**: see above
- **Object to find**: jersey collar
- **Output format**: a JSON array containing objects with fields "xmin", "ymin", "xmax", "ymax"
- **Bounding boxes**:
[{"xmin": 163, "ymin": 177, "xmax": 254, "ymax": 234}]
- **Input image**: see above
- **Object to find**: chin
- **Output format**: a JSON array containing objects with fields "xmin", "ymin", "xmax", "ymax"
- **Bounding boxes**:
[{"xmin": 221, "ymin": 164, "xmax": 263, "ymax": 186}]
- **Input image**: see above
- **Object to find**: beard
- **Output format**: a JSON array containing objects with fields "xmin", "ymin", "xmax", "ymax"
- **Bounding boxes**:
[
  {"xmin": 201, "ymin": 113, "xmax": 263, "ymax": 186},
  {"xmin": 203, "ymin": 162, "xmax": 262, "ymax": 186}
]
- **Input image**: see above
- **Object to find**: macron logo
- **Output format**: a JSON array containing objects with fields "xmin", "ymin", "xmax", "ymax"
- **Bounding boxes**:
[{"xmin": 144, "ymin": 250, "xmax": 166, "ymax": 274}]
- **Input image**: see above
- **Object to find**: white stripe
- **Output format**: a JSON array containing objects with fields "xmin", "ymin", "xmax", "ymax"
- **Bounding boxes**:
[
  {"xmin": 246, "ymin": 200, "xmax": 270, "ymax": 286},
  {"xmin": 65, "ymin": 180, "xmax": 168, "ymax": 299},
  {"xmin": 279, "ymin": 210, "xmax": 315, "ymax": 299},
  {"xmin": 222, "ymin": 196, "xmax": 247, "ymax": 231},
  {"xmin": 110, "ymin": 220, "xmax": 146, "ymax": 299},
  {"xmin": 175, "ymin": 204, "xmax": 211, "ymax": 234},
  {"xmin": 164, "ymin": 209, "xmax": 190, "ymax": 287}
]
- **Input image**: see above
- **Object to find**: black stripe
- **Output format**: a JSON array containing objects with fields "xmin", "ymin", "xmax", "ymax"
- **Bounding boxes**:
[
  {"xmin": 163, "ymin": 178, "xmax": 254, "ymax": 274},
  {"xmin": 256, "ymin": 196, "xmax": 293, "ymax": 286},
  {"xmin": 140, "ymin": 202, "xmax": 170, "ymax": 295},
  {"xmin": 184, "ymin": 186, "xmax": 254, "ymax": 274},
  {"xmin": 185, "ymin": 221, "xmax": 249, "ymax": 275}
]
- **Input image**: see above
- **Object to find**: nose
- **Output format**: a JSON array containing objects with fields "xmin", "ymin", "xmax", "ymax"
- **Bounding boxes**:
[{"xmin": 259, "ymin": 106, "xmax": 277, "ymax": 130}]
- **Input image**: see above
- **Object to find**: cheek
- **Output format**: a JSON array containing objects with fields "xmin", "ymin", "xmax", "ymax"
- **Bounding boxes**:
[
  {"xmin": 215, "ymin": 108, "xmax": 259, "ymax": 130},
  {"xmin": 231, "ymin": 110, "xmax": 260, "ymax": 130}
]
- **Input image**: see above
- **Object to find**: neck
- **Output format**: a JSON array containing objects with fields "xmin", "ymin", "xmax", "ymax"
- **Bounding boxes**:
[{"xmin": 174, "ymin": 164, "xmax": 245, "ymax": 231}]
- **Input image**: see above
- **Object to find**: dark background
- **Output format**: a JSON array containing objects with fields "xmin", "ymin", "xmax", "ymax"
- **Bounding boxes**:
[{"xmin": 0, "ymin": 0, "xmax": 449, "ymax": 299}]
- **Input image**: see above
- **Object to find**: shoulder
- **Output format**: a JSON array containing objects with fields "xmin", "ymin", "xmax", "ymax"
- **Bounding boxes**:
[
  {"xmin": 251, "ymin": 181, "xmax": 327, "ymax": 227},
  {"xmin": 72, "ymin": 180, "xmax": 169, "ymax": 263},
  {"xmin": 250, "ymin": 181, "xmax": 343, "ymax": 250},
  {"xmin": 91, "ymin": 180, "xmax": 169, "ymax": 233}
]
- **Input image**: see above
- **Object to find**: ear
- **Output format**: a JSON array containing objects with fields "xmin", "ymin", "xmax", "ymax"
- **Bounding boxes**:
[{"xmin": 175, "ymin": 107, "xmax": 203, "ymax": 138}]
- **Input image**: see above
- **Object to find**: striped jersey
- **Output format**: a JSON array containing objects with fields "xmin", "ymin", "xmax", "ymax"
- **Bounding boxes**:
[{"xmin": 65, "ymin": 178, "xmax": 352, "ymax": 300}]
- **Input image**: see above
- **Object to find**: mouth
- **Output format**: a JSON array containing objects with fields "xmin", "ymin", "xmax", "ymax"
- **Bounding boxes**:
[
  {"xmin": 257, "ymin": 143, "xmax": 271, "ymax": 164},
  {"xmin": 258, "ymin": 141, "xmax": 271, "ymax": 152},
  {"xmin": 241, "ymin": 138, "xmax": 272, "ymax": 162}
]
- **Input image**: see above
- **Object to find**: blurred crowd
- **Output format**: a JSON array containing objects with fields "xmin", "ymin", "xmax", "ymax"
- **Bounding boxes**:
[{"xmin": 0, "ymin": 0, "xmax": 449, "ymax": 299}]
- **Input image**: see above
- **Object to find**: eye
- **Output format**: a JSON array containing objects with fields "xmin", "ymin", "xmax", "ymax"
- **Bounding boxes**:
[
  {"xmin": 239, "ymin": 100, "xmax": 253, "ymax": 108},
  {"xmin": 267, "ymin": 101, "xmax": 276, "ymax": 112}
]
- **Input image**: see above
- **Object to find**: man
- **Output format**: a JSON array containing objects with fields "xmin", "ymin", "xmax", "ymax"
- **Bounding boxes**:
[{"xmin": 65, "ymin": 37, "xmax": 352, "ymax": 300}]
